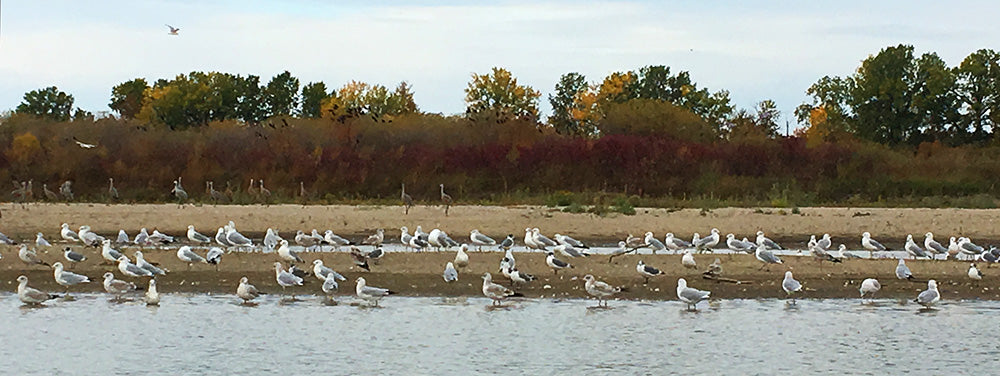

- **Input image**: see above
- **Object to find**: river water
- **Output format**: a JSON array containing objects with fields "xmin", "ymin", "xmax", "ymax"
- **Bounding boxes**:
[{"xmin": 1, "ymin": 294, "xmax": 995, "ymax": 375}]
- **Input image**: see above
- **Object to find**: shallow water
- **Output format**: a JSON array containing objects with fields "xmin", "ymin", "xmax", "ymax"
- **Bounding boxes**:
[{"xmin": 1, "ymin": 294, "xmax": 996, "ymax": 375}]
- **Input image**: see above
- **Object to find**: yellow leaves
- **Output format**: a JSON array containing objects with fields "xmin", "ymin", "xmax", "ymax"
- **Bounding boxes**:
[
  {"xmin": 597, "ymin": 71, "xmax": 637, "ymax": 104},
  {"xmin": 320, "ymin": 96, "xmax": 345, "ymax": 118},
  {"xmin": 6, "ymin": 132, "xmax": 42, "ymax": 165},
  {"xmin": 805, "ymin": 106, "xmax": 831, "ymax": 147},
  {"xmin": 464, "ymin": 67, "xmax": 541, "ymax": 120}
]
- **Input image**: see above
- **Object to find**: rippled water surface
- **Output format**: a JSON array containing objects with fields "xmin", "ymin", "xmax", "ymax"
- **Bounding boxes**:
[{"xmin": 2, "ymin": 294, "xmax": 996, "ymax": 375}]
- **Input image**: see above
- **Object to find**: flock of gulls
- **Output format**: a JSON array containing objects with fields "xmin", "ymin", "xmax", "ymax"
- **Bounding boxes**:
[{"xmin": 2, "ymin": 222, "xmax": 992, "ymax": 311}]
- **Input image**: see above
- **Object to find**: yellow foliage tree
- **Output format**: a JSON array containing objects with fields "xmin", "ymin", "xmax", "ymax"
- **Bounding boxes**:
[{"xmin": 6, "ymin": 132, "xmax": 42, "ymax": 166}]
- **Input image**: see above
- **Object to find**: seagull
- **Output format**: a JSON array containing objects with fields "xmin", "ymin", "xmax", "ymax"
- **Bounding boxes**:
[
  {"xmin": 636, "ymin": 260, "xmax": 665, "ymax": 283},
  {"xmin": 414, "ymin": 226, "xmax": 429, "ymax": 242},
  {"xmin": 810, "ymin": 243, "xmax": 842, "ymax": 264},
  {"xmin": 60, "ymin": 223, "xmax": 79, "ymax": 242},
  {"xmin": 500, "ymin": 234, "xmax": 515, "ymax": 250},
  {"xmin": 177, "ymin": 246, "xmax": 208, "ymax": 268},
  {"xmin": 523, "ymin": 228, "xmax": 540, "ymax": 250},
  {"xmin": 144, "ymin": 279, "xmax": 160, "ymax": 306},
  {"xmin": 206, "ymin": 247, "xmax": 223, "ymax": 269},
  {"xmin": 704, "ymin": 258, "xmax": 722, "ymax": 277},
  {"xmin": 264, "ymin": 228, "xmax": 282, "ymax": 251},
  {"xmin": 816, "ymin": 234, "xmax": 832, "ymax": 250},
  {"xmin": 726, "ymin": 234, "xmax": 753, "ymax": 253},
  {"xmin": 782, "ymin": 271, "xmax": 802, "ymax": 303},
  {"xmin": 355, "ymin": 277, "xmax": 393, "ymax": 307},
  {"xmin": 509, "ymin": 268, "xmax": 535, "ymax": 287},
  {"xmin": 676, "ymin": 278, "xmax": 710, "ymax": 311},
  {"xmin": 959, "ymin": 237, "xmax": 984, "ymax": 258},
  {"xmin": 860, "ymin": 278, "xmax": 881, "ymax": 300},
  {"xmin": 187, "ymin": 225, "xmax": 211, "ymax": 244},
  {"xmin": 400, "ymin": 227, "xmax": 413, "ymax": 248},
  {"xmin": 681, "ymin": 250, "xmax": 697, "ymax": 269},
  {"xmin": 756, "ymin": 231, "xmax": 782, "ymax": 250},
  {"xmin": 165, "ymin": 24, "xmax": 180, "ymax": 35},
  {"xmin": 481, "ymin": 272, "xmax": 519, "ymax": 305},
  {"xmin": 277, "ymin": 240, "xmax": 303, "ymax": 264},
  {"xmin": 103, "ymin": 272, "xmax": 136, "ymax": 300},
  {"xmin": 323, "ymin": 230, "xmax": 353, "ymax": 249},
  {"xmin": 554, "ymin": 233, "xmax": 588, "ymax": 249},
  {"xmin": 148, "ymin": 229, "xmax": 174, "ymax": 245},
  {"xmin": 0, "ymin": 230, "xmax": 16, "ymax": 245},
  {"xmin": 905, "ymin": 234, "xmax": 931, "ymax": 259},
  {"xmin": 644, "ymin": 232, "xmax": 667, "ymax": 254},
  {"xmin": 584, "ymin": 274, "xmax": 623, "ymax": 307},
  {"xmin": 693, "ymin": 228, "xmax": 720, "ymax": 252},
  {"xmin": 134, "ymin": 251, "xmax": 166, "ymax": 275},
  {"xmin": 63, "ymin": 247, "xmax": 86, "ymax": 267},
  {"xmin": 625, "ymin": 233, "xmax": 647, "ymax": 249},
  {"xmin": 52, "ymin": 262, "xmax": 90, "ymax": 292},
  {"xmin": 322, "ymin": 273, "xmax": 340, "ymax": 300},
  {"xmin": 981, "ymin": 247, "xmax": 1000, "ymax": 265},
  {"xmin": 443, "ymin": 262, "xmax": 458, "ymax": 282},
  {"xmin": 18, "ymin": 244, "xmax": 49, "ymax": 267},
  {"xmin": 664, "ymin": 233, "xmax": 691, "ymax": 252},
  {"xmin": 288, "ymin": 264, "xmax": 309, "ymax": 281},
  {"xmin": 72, "ymin": 136, "xmax": 97, "ymax": 149},
  {"xmin": 755, "ymin": 244, "xmax": 782, "ymax": 270},
  {"xmin": 409, "ymin": 234, "xmax": 429, "ymax": 251},
  {"xmin": 947, "ymin": 237, "xmax": 961, "ymax": 259},
  {"xmin": 305, "ymin": 260, "xmax": 340, "ymax": 284},
  {"xmin": 470, "ymin": 229, "xmax": 496, "ymax": 250},
  {"xmin": 454, "ymin": 244, "xmax": 470, "ymax": 268},
  {"xmin": 367, "ymin": 248, "xmax": 384, "ymax": 263},
  {"xmin": 924, "ymin": 232, "xmax": 948, "ymax": 257},
  {"xmin": 554, "ymin": 244, "xmax": 589, "ymax": 258},
  {"xmin": 101, "ymin": 240, "xmax": 124, "ymax": 263},
  {"xmin": 363, "ymin": 229, "xmax": 385, "ymax": 247},
  {"xmin": 914, "ymin": 279, "xmax": 940, "ymax": 307},
  {"xmin": 861, "ymin": 232, "xmax": 887, "ymax": 256},
  {"xmin": 116, "ymin": 230, "xmax": 130, "ymax": 244},
  {"xmin": 35, "ymin": 233, "xmax": 51, "ymax": 248},
  {"xmin": 118, "ymin": 255, "xmax": 154, "ymax": 278},
  {"xmin": 274, "ymin": 262, "xmax": 304, "ymax": 296},
  {"xmin": 17, "ymin": 276, "xmax": 58, "ymax": 305},
  {"xmin": 349, "ymin": 246, "xmax": 371, "ymax": 271},
  {"xmin": 545, "ymin": 251, "xmax": 573, "ymax": 274},
  {"xmin": 835, "ymin": 244, "xmax": 862, "ymax": 260},
  {"xmin": 226, "ymin": 227, "xmax": 253, "ymax": 248},
  {"xmin": 896, "ymin": 259, "xmax": 914, "ymax": 280},
  {"xmin": 78, "ymin": 225, "xmax": 104, "ymax": 247},
  {"xmin": 969, "ymin": 263, "xmax": 984, "ymax": 281},
  {"xmin": 502, "ymin": 249, "xmax": 516, "ymax": 270},
  {"xmin": 134, "ymin": 228, "xmax": 150, "ymax": 246},
  {"xmin": 215, "ymin": 228, "xmax": 232, "ymax": 247},
  {"xmin": 237, "ymin": 276, "xmax": 261, "ymax": 303},
  {"xmin": 534, "ymin": 228, "xmax": 559, "ymax": 249}
]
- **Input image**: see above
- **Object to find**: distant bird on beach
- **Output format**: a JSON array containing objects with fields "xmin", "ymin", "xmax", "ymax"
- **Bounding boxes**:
[
  {"xmin": 636, "ymin": 260, "xmax": 664, "ymax": 283},
  {"xmin": 583, "ymin": 274, "xmax": 623, "ymax": 307},
  {"xmin": 914, "ymin": 280, "xmax": 940, "ymax": 307},
  {"xmin": 860, "ymin": 278, "xmax": 880, "ymax": 300},
  {"xmin": 356, "ymin": 277, "xmax": 393, "ymax": 307},
  {"xmin": 861, "ymin": 232, "xmax": 887, "ymax": 256},
  {"xmin": 969, "ymin": 263, "xmax": 984, "ymax": 281},
  {"xmin": 676, "ymin": 278, "xmax": 710, "ymax": 311},
  {"xmin": 237, "ymin": 276, "xmax": 261, "ymax": 303},
  {"xmin": 782, "ymin": 271, "xmax": 802, "ymax": 303},
  {"xmin": 443, "ymin": 262, "xmax": 458, "ymax": 282},
  {"xmin": 166, "ymin": 24, "xmax": 180, "ymax": 35},
  {"xmin": 439, "ymin": 183, "xmax": 453, "ymax": 216},
  {"xmin": 896, "ymin": 259, "xmax": 915, "ymax": 281},
  {"xmin": 755, "ymin": 244, "xmax": 782, "ymax": 270},
  {"xmin": 401, "ymin": 183, "xmax": 414, "ymax": 215}
]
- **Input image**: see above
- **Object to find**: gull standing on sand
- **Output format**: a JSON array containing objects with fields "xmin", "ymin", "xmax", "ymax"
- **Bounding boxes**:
[
  {"xmin": 924, "ymin": 232, "xmax": 948, "ymax": 258},
  {"xmin": 755, "ymin": 244, "xmax": 783, "ymax": 270},
  {"xmin": 682, "ymin": 250, "xmax": 697, "ymax": 269},
  {"xmin": 676, "ymin": 278, "xmax": 710, "ymax": 310},
  {"xmin": 905, "ymin": 234, "xmax": 931, "ymax": 259},
  {"xmin": 455, "ymin": 245, "xmax": 470, "ymax": 268},
  {"xmin": 17, "ymin": 276, "xmax": 58, "ymax": 305},
  {"xmin": 443, "ymin": 262, "xmax": 459, "ymax": 282},
  {"xmin": 324, "ymin": 230, "xmax": 353, "ymax": 249},
  {"xmin": 947, "ymin": 237, "xmax": 961, "ymax": 259},
  {"xmin": 523, "ymin": 228, "xmax": 540, "ymax": 250},
  {"xmin": 914, "ymin": 280, "xmax": 940, "ymax": 307},
  {"xmin": 134, "ymin": 228, "xmax": 150, "ymax": 246},
  {"xmin": 237, "ymin": 277, "xmax": 261, "ymax": 303},
  {"xmin": 756, "ymin": 231, "xmax": 782, "ymax": 250},
  {"xmin": 726, "ymin": 234, "xmax": 753, "ymax": 253},
  {"xmin": 135, "ymin": 251, "xmax": 166, "ymax": 275},
  {"xmin": 61, "ymin": 223, "xmax": 80, "ymax": 242},
  {"xmin": 969, "ymin": 263, "xmax": 984, "ymax": 281},
  {"xmin": 637, "ymin": 260, "xmax": 665, "ymax": 283},
  {"xmin": 118, "ymin": 256, "xmax": 154, "ymax": 278},
  {"xmin": 363, "ymin": 229, "xmax": 385, "ymax": 247},
  {"xmin": 664, "ymin": 233, "xmax": 691, "ymax": 252},
  {"xmin": 18, "ymin": 244, "xmax": 49, "ymax": 267},
  {"xmin": 35, "ymin": 233, "xmax": 52, "ymax": 248},
  {"xmin": 502, "ymin": 249, "xmax": 516, "ymax": 270},
  {"xmin": 149, "ymin": 229, "xmax": 174, "ymax": 245},
  {"xmin": 816, "ymin": 234, "xmax": 832, "ymax": 250},
  {"xmin": 350, "ymin": 246, "xmax": 371, "ymax": 271},
  {"xmin": 645, "ymin": 232, "xmax": 667, "ymax": 254},
  {"xmin": 546, "ymin": 251, "xmax": 573, "ymax": 274},
  {"xmin": 277, "ymin": 240, "xmax": 304, "ymax": 264},
  {"xmin": 482, "ymin": 272, "xmax": 519, "ymax": 305},
  {"xmin": 0, "ymin": 231, "xmax": 13, "ymax": 246},
  {"xmin": 509, "ymin": 268, "xmax": 535, "ymax": 287},
  {"xmin": 312, "ymin": 259, "xmax": 346, "ymax": 282},
  {"xmin": 177, "ymin": 246, "xmax": 208, "ymax": 268},
  {"xmin": 555, "ymin": 234, "xmax": 588, "ymax": 249},
  {"xmin": 470, "ymin": 229, "xmax": 496, "ymax": 250},
  {"xmin": 102, "ymin": 240, "xmax": 124, "ymax": 263},
  {"xmin": 500, "ymin": 234, "xmax": 515, "ymax": 250},
  {"xmin": 782, "ymin": 271, "xmax": 803, "ymax": 303},
  {"xmin": 356, "ymin": 277, "xmax": 393, "ymax": 307},
  {"xmin": 215, "ymin": 228, "xmax": 232, "ymax": 247},
  {"xmin": 861, "ymin": 232, "xmax": 887, "ymax": 256},
  {"xmin": 322, "ymin": 273, "xmax": 340, "ymax": 300},
  {"xmin": 400, "ymin": 227, "xmax": 413, "ymax": 248},
  {"xmin": 896, "ymin": 259, "xmax": 914, "ymax": 280},
  {"xmin": 103, "ymin": 272, "xmax": 136, "ymax": 300},
  {"xmin": 414, "ymin": 226, "xmax": 430, "ymax": 242},
  {"xmin": 206, "ymin": 247, "xmax": 224, "ymax": 269},
  {"xmin": 274, "ymin": 262, "xmax": 304, "ymax": 296},
  {"xmin": 226, "ymin": 226, "xmax": 253, "ymax": 248},
  {"xmin": 959, "ymin": 237, "xmax": 984, "ymax": 259},
  {"xmin": 367, "ymin": 248, "xmax": 384, "ymax": 264},
  {"xmin": 860, "ymin": 278, "xmax": 881, "ymax": 300},
  {"xmin": 836, "ymin": 244, "xmax": 862, "ymax": 260},
  {"xmin": 78, "ymin": 225, "xmax": 104, "ymax": 247},
  {"xmin": 116, "ymin": 230, "xmax": 130, "ymax": 244},
  {"xmin": 63, "ymin": 247, "xmax": 86, "ymax": 267},
  {"xmin": 145, "ymin": 280, "xmax": 160, "ymax": 306},
  {"xmin": 534, "ymin": 228, "xmax": 560, "ymax": 248},
  {"xmin": 554, "ymin": 244, "xmax": 589, "ymax": 258},
  {"xmin": 187, "ymin": 225, "xmax": 211, "ymax": 244},
  {"xmin": 53, "ymin": 262, "xmax": 89, "ymax": 292},
  {"xmin": 584, "ymin": 274, "xmax": 623, "ymax": 307},
  {"xmin": 264, "ymin": 229, "xmax": 282, "ymax": 251},
  {"xmin": 693, "ymin": 228, "xmax": 720, "ymax": 252}
]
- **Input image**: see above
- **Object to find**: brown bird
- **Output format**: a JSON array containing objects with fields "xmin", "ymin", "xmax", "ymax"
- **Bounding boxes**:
[
  {"xmin": 401, "ymin": 183, "xmax": 414, "ymax": 214},
  {"xmin": 440, "ymin": 183, "xmax": 453, "ymax": 216},
  {"xmin": 350, "ymin": 246, "xmax": 370, "ymax": 271}
]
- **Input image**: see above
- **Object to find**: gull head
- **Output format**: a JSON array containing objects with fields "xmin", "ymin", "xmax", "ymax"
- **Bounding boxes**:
[
  {"xmin": 862, "ymin": 232, "xmax": 871, "ymax": 238},
  {"xmin": 53, "ymin": 262, "xmax": 64, "ymax": 270},
  {"xmin": 925, "ymin": 232, "xmax": 933, "ymax": 238},
  {"xmin": 897, "ymin": 258, "xmax": 906, "ymax": 265},
  {"xmin": 928, "ymin": 279, "xmax": 937, "ymax": 289},
  {"xmin": 240, "ymin": 276, "xmax": 249, "ymax": 284},
  {"xmin": 583, "ymin": 274, "xmax": 594, "ymax": 282},
  {"xmin": 677, "ymin": 278, "xmax": 688, "ymax": 289},
  {"xmin": 784, "ymin": 271, "xmax": 794, "ymax": 279},
  {"xmin": 17, "ymin": 275, "xmax": 27, "ymax": 284},
  {"xmin": 103, "ymin": 272, "xmax": 114, "ymax": 281},
  {"xmin": 756, "ymin": 231, "xmax": 764, "ymax": 237},
  {"xmin": 313, "ymin": 259, "xmax": 323, "ymax": 266}
]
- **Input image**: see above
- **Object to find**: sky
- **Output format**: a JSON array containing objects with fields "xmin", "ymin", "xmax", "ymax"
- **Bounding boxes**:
[{"xmin": 1, "ymin": 0, "xmax": 998, "ymax": 129}]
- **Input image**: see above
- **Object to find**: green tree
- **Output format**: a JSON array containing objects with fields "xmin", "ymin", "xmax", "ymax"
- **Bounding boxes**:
[
  {"xmin": 955, "ymin": 49, "xmax": 1000, "ymax": 142},
  {"xmin": 16, "ymin": 86, "xmax": 74, "ymax": 121},
  {"xmin": 389, "ymin": 81, "xmax": 418, "ymax": 114},
  {"xmin": 548, "ymin": 72, "xmax": 589, "ymax": 136},
  {"xmin": 109, "ymin": 78, "xmax": 149, "ymax": 119},
  {"xmin": 912, "ymin": 53, "xmax": 960, "ymax": 142},
  {"xmin": 236, "ymin": 75, "xmax": 266, "ymax": 124},
  {"xmin": 794, "ymin": 76, "xmax": 853, "ymax": 127},
  {"xmin": 72, "ymin": 108, "xmax": 94, "ymax": 122},
  {"xmin": 264, "ymin": 71, "xmax": 300, "ymax": 117},
  {"xmin": 300, "ymin": 81, "xmax": 329, "ymax": 118},
  {"xmin": 464, "ymin": 67, "xmax": 541, "ymax": 122}
]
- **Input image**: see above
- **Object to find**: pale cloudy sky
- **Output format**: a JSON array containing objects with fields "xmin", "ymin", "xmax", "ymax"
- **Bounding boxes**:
[{"xmin": 1, "ymin": 0, "xmax": 997, "ymax": 127}]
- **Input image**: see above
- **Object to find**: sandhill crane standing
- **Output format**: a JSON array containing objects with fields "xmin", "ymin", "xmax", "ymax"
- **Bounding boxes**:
[
  {"xmin": 60, "ymin": 181, "xmax": 74, "ymax": 201},
  {"xmin": 209, "ymin": 181, "xmax": 228, "ymax": 205},
  {"xmin": 259, "ymin": 179, "xmax": 271, "ymax": 206},
  {"xmin": 401, "ymin": 183, "xmax": 414, "ymax": 214},
  {"xmin": 108, "ymin": 178, "xmax": 119, "ymax": 202},
  {"xmin": 43, "ymin": 183, "xmax": 59, "ymax": 202},
  {"xmin": 440, "ymin": 183, "xmax": 453, "ymax": 216},
  {"xmin": 171, "ymin": 178, "xmax": 188, "ymax": 206}
]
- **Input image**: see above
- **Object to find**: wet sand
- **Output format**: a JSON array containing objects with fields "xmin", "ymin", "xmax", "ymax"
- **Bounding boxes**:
[{"xmin": 1, "ymin": 203, "xmax": 998, "ymax": 301}]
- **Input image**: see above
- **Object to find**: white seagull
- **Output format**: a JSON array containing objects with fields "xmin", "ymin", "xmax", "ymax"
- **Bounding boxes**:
[
  {"xmin": 443, "ymin": 262, "xmax": 458, "ymax": 282},
  {"xmin": 676, "ymin": 278, "xmax": 710, "ymax": 310},
  {"xmin": 17, "ymin": 276, "xmax": 58, "ymax": 305},
  {"xmin": 914, "ymin": 280, "xmax": 940, "ymax": 307},
  {"xmin": 355, "ymin": 277, "xmax": 393, "ymax": 307}
]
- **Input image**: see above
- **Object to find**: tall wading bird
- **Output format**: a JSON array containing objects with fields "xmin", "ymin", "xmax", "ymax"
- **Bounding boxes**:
[
  {"xmin": 401, "ymin": 183, "xmax": 414, "ymax": 215},
  {"xmin": 439, "ymin": 183, "xmax": 453, "ymax": 216},
  {"xmin": 107, "ymin": 178, "xmax": 119, "ymax": 201}
]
